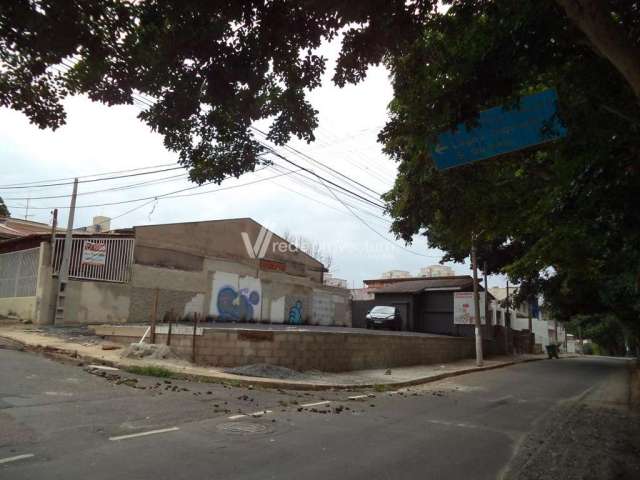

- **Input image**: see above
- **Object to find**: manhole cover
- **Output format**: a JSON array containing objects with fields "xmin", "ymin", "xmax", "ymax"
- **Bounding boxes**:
[{"xmin": 217, "ymin": 422, "xmax": 268, "ymax": 434}]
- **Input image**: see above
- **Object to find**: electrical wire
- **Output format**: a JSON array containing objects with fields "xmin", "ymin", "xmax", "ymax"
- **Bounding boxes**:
[
  {"xmin": 0, "ymin": 166, "xmax": 184, "ymax": 190},
  {"xmin": 0, "ymin": 162, "xmax": 178, "ymax": 188},
  {"xmin": 2, "ymin": 173, "xmax": 188, "ymax": 200}
]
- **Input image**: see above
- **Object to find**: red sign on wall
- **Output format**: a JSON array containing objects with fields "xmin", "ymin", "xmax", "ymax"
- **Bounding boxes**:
[{"xmin": 259, "ymin": 259, "xmax": 286, "ymax": 272}]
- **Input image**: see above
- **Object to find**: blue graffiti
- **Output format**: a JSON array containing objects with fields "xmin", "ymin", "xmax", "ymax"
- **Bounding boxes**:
[
  {"xmin": 288, "ymin": 301, "xmax": 303, "ymax": 325},
  {"xmin": 217, "ymin": 286, "xmax": 260, "ymax": 321}
]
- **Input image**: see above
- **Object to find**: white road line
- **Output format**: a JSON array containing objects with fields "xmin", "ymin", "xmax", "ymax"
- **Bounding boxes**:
[
  {"xmin": 428, "ymin": 419, "xmax": 479, "ymax": 430},
  {"xmin": 299, "ymin": 401, "xmax": 331, "ymax": 408},
  {"xmin": 87, "ymin": 364, "xmax": 119, "ymax": 371},
  {"xmin": 347, "ymin": 395, "xmax": 370, "ymax": 400},
  {"xmin": 0, "ymin": 454, "xmax": 35, "ymax": 465},
  {"xmin": 228, "ymin": 414, "xmax": 247, "ymax": 420},
  {"xmin": 109, "ymin": 427, "xmax": 179, "ymax": 441},
  {"xmin": 249, "ymin": 410, "xmax": 272, "ymax": 417}
]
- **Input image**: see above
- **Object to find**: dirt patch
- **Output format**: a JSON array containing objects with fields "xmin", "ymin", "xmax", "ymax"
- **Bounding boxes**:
[
  {"xmin": 504, "ymin": 402, "xmax": 640, "ymax": 480},
  {"xmin": 224, "ymin": 364, "xmax": 310, "ymax": 380}
]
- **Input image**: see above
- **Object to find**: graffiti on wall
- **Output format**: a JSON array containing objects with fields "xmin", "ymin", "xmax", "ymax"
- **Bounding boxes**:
[
  {"xmin": 217, "ymin": 286, "xmax": 261, "ymax": 321},
  {"xmin": 288, "ymin": 300, "xmax": 303, "ymax": 325}
]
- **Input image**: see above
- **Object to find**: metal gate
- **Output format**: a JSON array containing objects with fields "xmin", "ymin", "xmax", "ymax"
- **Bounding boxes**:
[
  {"xmin": 0, "ymin": 247, "xmax": 40, "ymax": 298},
  {"xmin": 52, "ymin": 237, "xmax": 134, "ymax": 283}
]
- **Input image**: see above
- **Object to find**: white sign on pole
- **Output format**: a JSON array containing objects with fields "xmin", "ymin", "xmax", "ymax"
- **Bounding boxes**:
[
  {"xmin": 81, "ymin": 241, "xmax": 106, "ymax": 266},
  {"xmin": 454, "ymin": 291, "xmax": 486, "ymax": 325}
]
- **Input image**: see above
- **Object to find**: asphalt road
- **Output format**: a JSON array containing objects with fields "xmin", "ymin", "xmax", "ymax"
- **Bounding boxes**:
[{"xmin": 0, "ymin": 349, "xmax": 634, "ymax": 480}]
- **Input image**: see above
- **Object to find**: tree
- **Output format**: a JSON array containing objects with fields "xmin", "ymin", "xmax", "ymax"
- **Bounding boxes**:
[
  {"xmin": 0, "ymin": 196, "xmax": 9, "ymax": 217},
  {"xmin": 379, "ymin": 0, "xmax": 640, "ymax": 339},
  {"xmin": 2, "ymin": 1, "xmax": 639, "ymax": 337},
  {"xmin": 0, "ymin": 0, "xmax": 434, "ymax": 183},
  {"xmin": 282, "ymin": 230, "xmax": 333, "ymax": 271},
  {"xmin": 554, "ymin": 0, "xmax": 640, "ymax": 100}
]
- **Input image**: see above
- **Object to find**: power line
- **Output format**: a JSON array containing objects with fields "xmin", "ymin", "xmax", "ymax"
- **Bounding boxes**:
[
  {"xmin": 309, "ymin": 166, "xmax": 440, "ymax": 259},
  {"xmin": 2, "ymin": 173, "xmax": 188, "ymax": 200},
  {"xmin": 0, "ymin": 166, "xmax": 184, "ymax": 190},
  {"xmin": 4, "ymin": 166, "xmax": 272, "ymax": 210},
  {"xmin": 53, "ymin": 60, "xmax": 387, "ymax": 212},
  {"xmin": 256, "ymin": 144, "xmax": 386, "ymax": 210},
  {"xmin": 0, "ymin": 162, "xmax": 178, "ymax": 188},
  {"xmin": 267, "ymin": 167, "xmax": 391, "ymax": 226},
  {"xmin": 56, "ymin": 59, "xmax": 390, "ymax": 204},
  {"xmin": 70, "ymin": 168, "xmax": 301, "ymax": 232},
  {"xmin": 251, "ymin": 126, "xmax": 384, "ymax": 202},
  {"xmin": 267, "ymin": 163, "xmax": 391, "ymax": 223}
]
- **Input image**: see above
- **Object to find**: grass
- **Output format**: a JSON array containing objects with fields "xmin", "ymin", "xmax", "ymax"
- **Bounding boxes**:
[
  {"xmin": 373, "ymin": 384, "xmax": 392, "ymax": 393},
  {"xmin": 125, "ymin": 365, "xmax": 174, "ymax": 378}
]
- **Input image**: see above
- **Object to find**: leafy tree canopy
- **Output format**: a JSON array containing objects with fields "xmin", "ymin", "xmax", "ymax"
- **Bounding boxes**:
[
  {"xmin": 0, "ymin": 196, "xmax": 9, "ymax": 217},
  {"xmin": 0, "ymin": 0, "xmax": 435, "ymax": 183},
  {"xmin": 1, "ymin": 1, "xmax": 639, "ymax": 335},
  {"xmin": 380, "ymin": 0, "xmax": 640, "ymax": 335}
]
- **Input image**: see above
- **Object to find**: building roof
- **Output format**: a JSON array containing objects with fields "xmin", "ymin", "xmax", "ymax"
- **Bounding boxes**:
[
  {"xmin": 373, "ymin": 276, "xmax": 477, "ymax": 294},
  {"xmin": 0, "ymin": 217, "xmax": 54, "ymax": 240}
]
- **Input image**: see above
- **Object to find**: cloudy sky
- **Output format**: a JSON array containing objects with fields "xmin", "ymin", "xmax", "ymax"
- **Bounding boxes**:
[{"xmin": 1, "ymin": 39, "xmax": 502, "ymax": 288}]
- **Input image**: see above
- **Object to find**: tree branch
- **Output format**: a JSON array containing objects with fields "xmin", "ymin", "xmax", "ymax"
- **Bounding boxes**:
[{"xmin": 555, "ymin": 0, "xmax": 640, "ymax": 100}]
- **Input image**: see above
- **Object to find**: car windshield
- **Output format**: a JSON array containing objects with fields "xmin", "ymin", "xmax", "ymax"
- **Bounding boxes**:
[{"xmin": 370, "ymin": 306, "xmax": 395, "ymax": 315}]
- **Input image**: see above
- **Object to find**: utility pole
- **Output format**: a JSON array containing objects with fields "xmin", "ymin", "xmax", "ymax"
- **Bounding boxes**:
[
  {"xmin": 483, "ymin": 260, "xmax": 491, "ymax": 338},
  {"xmin": 24, "ymin": 198, "xmax": 30, "ymax": 220},
  {"xmin": 527, "ymin": 300, "xmax": 533, "ymax": 353},
  {"xmin": 505, "ymin": 280, "xmax": 511, "ymax": 355},
  {"xmin": 471, "ymin": 237, "xmax": 483, "ymax": 366},
  {"xmin": 54, "ymin": 179, "xmax": 78, "ymax": 325},
  {"xmin": 49, "ymin": 208, "xmax": 58, "ymax": 265}
]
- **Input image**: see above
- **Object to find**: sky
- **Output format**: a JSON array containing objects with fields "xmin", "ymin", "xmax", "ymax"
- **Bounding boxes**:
[{"xmin": 0, "ymin": 39, "xmax": 503, "ymax": 288}]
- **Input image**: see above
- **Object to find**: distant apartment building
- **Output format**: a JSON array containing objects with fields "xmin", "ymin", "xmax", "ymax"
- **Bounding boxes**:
[
  {"xmin": 381, "ymin": 270, "xmax": 411, "ymax": 279},
  {"xmin": 419, "ymin": 264, "xmax": 455, "ymax": 278},
  {"xmin": 323, "ymin": 273, "xmax": 348, "ymax": 289}
]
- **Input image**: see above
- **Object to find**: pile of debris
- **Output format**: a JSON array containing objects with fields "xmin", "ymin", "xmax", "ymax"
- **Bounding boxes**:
[{"xmin": 120, "ymin": 343, "xmax": 177, "ymax": 360}]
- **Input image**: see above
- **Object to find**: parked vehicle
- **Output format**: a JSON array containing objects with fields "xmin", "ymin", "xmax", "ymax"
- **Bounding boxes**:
[{"xmin": 366, "ymin": 306, "xmax": 402, "ymax": 331}]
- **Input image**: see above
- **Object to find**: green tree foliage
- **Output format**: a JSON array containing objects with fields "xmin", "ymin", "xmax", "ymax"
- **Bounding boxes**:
[
  {"xmin": 568, "ymin": 315, "xmax": 629, "ymax": 356},
  {"xmin": 380, "ymin": 1, "xmax": 640, "ymax": 337},
  {"xmin": 1, "ymin": 1, "xmax": 638, "ymax": 337},
  {"xmin": 0, "ymin": 196, "xmax": 9, "ymax": 217},
  {"xmin": 0, "ymin": 0, "xmax": 436, "ymax": 183}
]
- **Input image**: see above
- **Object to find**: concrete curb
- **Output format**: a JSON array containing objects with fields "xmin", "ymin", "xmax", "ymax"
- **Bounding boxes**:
[{"xmin": 0, "ymin": 332, "xmax": 550, "ymax": 391}]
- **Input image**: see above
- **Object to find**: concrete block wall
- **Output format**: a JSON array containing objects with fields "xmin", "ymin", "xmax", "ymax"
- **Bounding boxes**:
[
  {"xmin": 186, "ymin": 330, "xmax": 482, "ymax": 372},
  {"xmin": 97, "ymin": 325, "xmax": 491, "ymax": 372}
]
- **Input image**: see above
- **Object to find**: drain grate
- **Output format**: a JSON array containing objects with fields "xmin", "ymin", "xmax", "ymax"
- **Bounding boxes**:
[{"xmin": 217, "ymin": 422, "xmax": 269, "ymax": 434}]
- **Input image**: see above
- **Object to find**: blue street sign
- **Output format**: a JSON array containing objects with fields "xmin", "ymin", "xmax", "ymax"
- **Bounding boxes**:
[{"xmin": 432, "ymin": 89, "xmax": 567, "ymax": 170}]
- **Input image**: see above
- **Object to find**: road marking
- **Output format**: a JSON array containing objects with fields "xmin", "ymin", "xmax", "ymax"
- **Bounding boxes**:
[
  {"xmin": 299, "ymin": 401, "xmax": 331, "ymax": 408},
  {"xmin": 88, "ymin": 364, "xmax": 119, "ymax": 371},
  {"xmin": 249, "ymin": 410, "xmax": 272, "ymax": 417},
  {"xmin": 109, "ymin": 427, "xmax": 179, "ymax": 441},
  {"xmin": 347, "ymin": 394, "xmax": 372, "ymax": 401},
  {"xmin": 228, "ymin": 409, "xmax": 272, "ymax": 420},
  {"xmin": 0, "ymin": 454, "xmax": 34, "ymax": 465},
  {"xmin": 428, "ymin": 419, "xmax": 479, "ymax": 430}
]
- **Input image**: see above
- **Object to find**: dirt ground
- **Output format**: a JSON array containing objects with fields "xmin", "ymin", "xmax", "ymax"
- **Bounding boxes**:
[{"xmin": 504, "ymin": 363, "xmax": 640, "ymax": 480}]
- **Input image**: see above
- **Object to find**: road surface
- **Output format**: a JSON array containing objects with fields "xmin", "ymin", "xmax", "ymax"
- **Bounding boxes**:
[{"xmin": 0, "ymin": 348, "xmax": 636, "ymax": 479}]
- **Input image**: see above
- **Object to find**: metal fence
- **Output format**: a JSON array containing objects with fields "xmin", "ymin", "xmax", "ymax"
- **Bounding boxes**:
[
  {"xmin": 0, "ymin": 247, "xmax": 40, "ymax": 298},
  {"xmin": 53, "ymin": 237, "xmax": 134, "ymax": 283}
]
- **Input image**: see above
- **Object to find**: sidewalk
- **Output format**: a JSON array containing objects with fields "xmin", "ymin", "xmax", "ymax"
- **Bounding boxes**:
[{"xmin": 0, "ymin": 322, "xmax": 552, "ymax": 390}]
